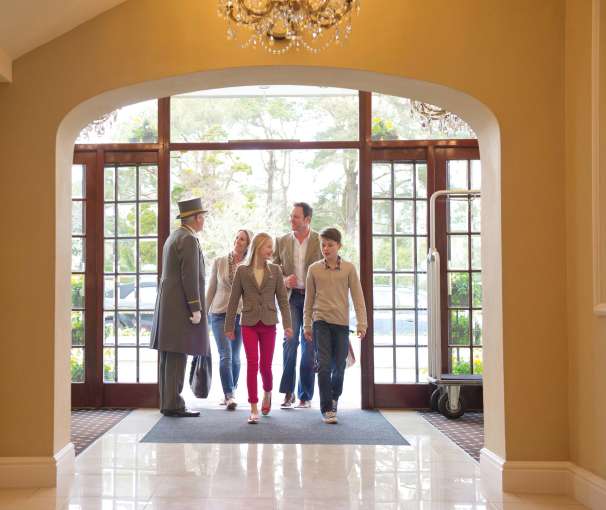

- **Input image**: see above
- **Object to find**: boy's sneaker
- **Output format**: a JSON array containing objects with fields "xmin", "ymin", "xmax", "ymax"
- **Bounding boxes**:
[{"xmin": 323, "ymin": 411, "xmax": 338, "ymax": 424}]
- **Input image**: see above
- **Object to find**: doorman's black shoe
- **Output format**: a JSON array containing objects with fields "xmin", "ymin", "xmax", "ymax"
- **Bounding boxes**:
[{"xmin": 162, "ymin": 409, "xmax": 200, "ymax": 417}]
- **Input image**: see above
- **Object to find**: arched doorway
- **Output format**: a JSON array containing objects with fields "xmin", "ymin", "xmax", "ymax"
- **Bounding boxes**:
[{"xmin": 57, "ymin": 65, "xmax": 503, "ymax": 458}]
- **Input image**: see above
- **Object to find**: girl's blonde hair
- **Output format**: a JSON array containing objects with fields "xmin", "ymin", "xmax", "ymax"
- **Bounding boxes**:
[{"xmin": 245, "ymin": 232, "xmax": 273, "ymax": 267}]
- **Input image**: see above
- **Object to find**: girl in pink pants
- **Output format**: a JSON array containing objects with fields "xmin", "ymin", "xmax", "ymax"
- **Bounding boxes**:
[{"xmin": 225, "ymin": 233, "xmax": 293, "ymax": 424}]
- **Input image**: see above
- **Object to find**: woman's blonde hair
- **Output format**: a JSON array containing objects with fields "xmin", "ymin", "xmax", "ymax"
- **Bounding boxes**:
[{"xmin": 245, "ymin": 232, "xmax": 273, "ymax": 267}]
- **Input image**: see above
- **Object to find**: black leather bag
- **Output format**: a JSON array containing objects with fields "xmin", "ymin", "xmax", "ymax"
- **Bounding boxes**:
[{"xmin": 189, "ymin": 354, "xmax": 212, "ymax": 398}]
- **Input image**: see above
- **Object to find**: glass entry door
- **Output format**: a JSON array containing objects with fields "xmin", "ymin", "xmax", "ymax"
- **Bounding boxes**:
[
  {"xmin": 72, "ymin": 150, "xmax": 162, "ymax": 407},
  {"xmin": 365, "ymin": 145, "xmax": 481, "ymax": 408}
]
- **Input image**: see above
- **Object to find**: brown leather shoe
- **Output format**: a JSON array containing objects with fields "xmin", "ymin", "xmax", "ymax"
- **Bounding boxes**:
[{"xmin": 280, "ymin": 393, "xmax": 295, "ymax": 408}]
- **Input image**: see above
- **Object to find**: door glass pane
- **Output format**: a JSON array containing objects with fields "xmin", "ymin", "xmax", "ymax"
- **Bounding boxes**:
[
  {"xmin": 139, "ymin": 203, "xmax": 158, "ymax": 236},
  {"xmin": 395, "ymin": 237, "xmax": 414, "ymax": 271},
  {"xmin": 70, "ymin": 348, "xmax": 84, "ymax": 383},
  {"xmin": 118, "ymin": 313, "xmax": 137, "ymax": 346},
  {"xmin": 72, "ymin": 165, "xmax": 85, "ymax": 199},
  {"xmin": 470, "ymin": 160, "xmax": 481, "ymax": 189},
  {"xmin": 104, "ymin": 276, "xmax": 115, "ymax": 310},
  {"xmin": 71, "ymin": 275, "xmax": 85, "ymax": 308},
  {"xmin": 104, "ymin": 240, "xmax": 115, "ymax": 273},
  {"xmin": 395, "ymin": 274, "xmax": 415, "ymax": 308},
  {"xmin": 139, "ymin": 165, "xmax": 158, "ymax": 199},
  {"xmin": 103, "ymin": 348, "xmax": 116, "ymax": 382},
  {"xmin": 117, "ymin": 348, "xmax": 137, "ymax": 382},
  {"xmin": 117, "ymin": 203, "xmax": 136, "ymax": 236},
  {"xmin": 472, "ymin": 272, "xmax": 482, "ymax": 308},
  {"xmin": 417, "ymin": 273, "xmax": 427, "ymax": 309},
  {"xmin": 372, "ymin": 163, "xmax": 392, "ymax": 198},
  {"xmin": 373, "ymin": 310, "xmax": 393, "ymax": 346},
  {"xmin": 72, "ymin": 201, "xmax": 84, "ymax": 235},
  {"xmin": 418, "ymin": 346, "xmax": 429, "ymax": 382},
  {"xmin": 395, "ymin": 310, "xmax": 415, "ymax": 345},
  {"xmin": 471, "ymin": 235, "xmax": 481, "ymax": 269},
  {"xmin": 416, "ymin": 200, "xmax": 427, "ymax": 235},
  {"xmin": 139, "ymin": 348, "xmax": 158, "ymax": 383},
  {"xmin": 448, "ymin": 199, "xmax": 468, "ymax": 232},
  {"xmin": 117, "ymin": 239, "xmax": 136, "ymax": 273},
  {"xmin": 104, "ymin": 167, "xmax": 115, "ymax": 201},
  {"xmin": 118, "ymin": 167, "xmax": 137, "ymax": 200},
  {"xmin": 104, "ymin": 204, "xmax": 115, "ymax": 236},
  {"xmin": 448, "ymin": 272, "xmax": 470, "ymax": 307},
  {"xmin": 139, "ymin": 275, "xmax": 158, "ymax": 310},
  {"xmin": 372, "ymin": 200, "xmax": 391, "ymax": 234},
  {"xmin": 416, "ymin": 237, "xmax": 428, "ymax": 272},
  {"xmin": 416, "ymin": 163, "xmax": 428, "ymax": 198},
  {"xmin": 471, "ymin": 197, "xmax": 481, "ymax": 232},
  {"xmin": 451, "ymin": 347, "xmax": 471, "ymax": 374},
  {"xmin": 373, "ymin": 237, "xmax": 392, "ymax": 271},
  {"xmin": 472, "ymin": 311, "xmax": 483, "ymax": 346},
  {"xmin": 396, "ymin": 348, "xmax": 416, "ymax": 383},
  {"xmin": 449, "ymin": 310, "xmax": 470, "ymax": 346},
  {"xmin": 418, "ymin": 311, "xmax": 428, "ymax": 345},
  {"xmin": 394, "ymin": 163, "xmax": 414, "ymax": 198},
  {"xmin": 117, "ymin": 275, "xmax": 136, "ymax": 309},
  {"xmin": 447, "ymin": 160, "xmax": 468, "ymax": 189},
  {"xmin": 104, "ymin": 312, "xmax": 116, "ymax": 346},
  {"xmin": 473, "ymin": 348, "xmax": 483, "ymax": 374},
  {"xmin": 373, "ymin": 274, "xmax": 392, "ymax": 309},
  {"xmin": 373, "ymin": 348, "xmax": 394, "ymax": 383},
  {"xmin": 71, "ymin": 238, "xmax": 85, "ymax": 272},
  {"xmin": 448, "ymin": 235, "xmax": 469, "ymax": 270},
  {"xmin": 139, "ymin": 312, "xmax": 154, "ymax": 346},
  {"xmin": 394, "ymin": 201, "xmax": 414, "ymax": 234},
  {"xmin": 71, "ymin": 311, "xmax": 85, "ymax": 346},
  {"xmin": 139, "ymin": 239, "xmax": 158, "ymax": 273}
]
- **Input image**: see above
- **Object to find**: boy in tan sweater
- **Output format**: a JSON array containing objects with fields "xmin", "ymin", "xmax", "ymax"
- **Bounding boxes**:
[{"xmin": 303, "ymin": 228, "xmax": 367, "ymax": 424}]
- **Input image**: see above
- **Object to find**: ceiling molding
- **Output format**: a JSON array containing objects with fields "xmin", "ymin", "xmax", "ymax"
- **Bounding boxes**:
[{"xmin": 0, "ymin": 48, "xmax": 11, "ymax": 83}]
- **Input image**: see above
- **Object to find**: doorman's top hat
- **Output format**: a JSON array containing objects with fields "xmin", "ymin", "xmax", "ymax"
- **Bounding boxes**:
[{"xmin": 176, "ymin": 197, "xmax": 207, "ymax": 219}]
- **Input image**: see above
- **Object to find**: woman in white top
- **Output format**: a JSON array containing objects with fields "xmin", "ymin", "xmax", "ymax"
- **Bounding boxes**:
[{"xmin": 206, "ymin": 229, "xmax": 252, "ymax": 410}]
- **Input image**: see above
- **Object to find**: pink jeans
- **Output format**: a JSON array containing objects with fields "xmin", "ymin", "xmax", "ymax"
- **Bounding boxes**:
[{"xmin": 241, "ymin": 321, "xmax": 277, "ymax": 404}]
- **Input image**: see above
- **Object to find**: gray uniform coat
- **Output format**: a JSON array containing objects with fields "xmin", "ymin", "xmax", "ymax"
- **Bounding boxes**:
[{"xmin": 151, "ymin": 226, "xmax": 210, "ymax": 355}]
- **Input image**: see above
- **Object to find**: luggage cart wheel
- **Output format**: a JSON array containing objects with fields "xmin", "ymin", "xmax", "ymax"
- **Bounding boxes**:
[
  {"xmin": 438, "ymin": 391, "xmax": 466, "ymax": 419},
  {"xmin": 430, "ymin": 388, "xmax": 441, "ymax": 411}
]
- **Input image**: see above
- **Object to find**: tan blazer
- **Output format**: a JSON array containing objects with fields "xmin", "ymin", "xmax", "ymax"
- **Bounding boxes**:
[
  {"xmin": 224, "ymin": 262, "xmax": 292, "ymax": 332},
  {"xmin": 273, "ymin": 230, "xmax": 323, "ymax": 286}
]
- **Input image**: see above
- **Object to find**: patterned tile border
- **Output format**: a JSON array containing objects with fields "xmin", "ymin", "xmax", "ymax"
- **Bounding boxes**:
[
  {"xmin": 417, "ymin": 410, "xmax": 484, "ymax": 462},
  {"xmin": 71, "ymin": 408, "xmax": 133, "ymax": 455}
]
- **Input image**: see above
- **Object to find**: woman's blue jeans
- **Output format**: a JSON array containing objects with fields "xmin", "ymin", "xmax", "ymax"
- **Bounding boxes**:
[{"xmin": 209, "ymin": 313, "xmax": 242, "ymax": 399}]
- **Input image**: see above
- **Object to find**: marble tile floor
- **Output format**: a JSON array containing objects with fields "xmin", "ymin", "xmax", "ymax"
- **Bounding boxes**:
[{"xmin": 0, "ymin": 408, "xmax": 588, "ymax": 510}]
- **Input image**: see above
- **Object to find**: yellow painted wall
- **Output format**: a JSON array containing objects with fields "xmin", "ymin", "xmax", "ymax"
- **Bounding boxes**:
[
  {"xmin": 565, "ymin": 0, "xmax": 606, "ymax": 480},
  {"xmin": 0, "ymin": 0, "xmax": 573, "ymax": 465}
]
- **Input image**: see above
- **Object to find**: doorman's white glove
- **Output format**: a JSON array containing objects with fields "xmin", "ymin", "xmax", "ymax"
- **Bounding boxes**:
[{"xmin": 190, "ymin": 311, "xmax": 201, "ymax": 324}]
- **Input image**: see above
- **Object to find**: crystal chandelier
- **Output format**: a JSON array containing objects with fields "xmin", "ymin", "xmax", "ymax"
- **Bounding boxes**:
[
  {"xmin": 410, "ymin": 100, "xmax": 475, "ymax": 137},
  {"xmin": 218, "ymin": 0, "xmax": 360, "ymax": 54}
]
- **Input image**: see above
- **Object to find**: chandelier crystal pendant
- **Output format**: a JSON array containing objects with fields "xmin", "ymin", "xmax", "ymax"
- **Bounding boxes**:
[
  {"xmin": 218, "ymin": 0, "xmax": 360, "ymax": 54},
  {"xmin": 410, "ymin": 100, "xmax": 475, "ymax": 137}
]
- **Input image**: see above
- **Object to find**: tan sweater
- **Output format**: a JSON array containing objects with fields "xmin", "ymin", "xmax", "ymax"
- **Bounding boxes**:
[{"xmin": 303, "ymin": 258, "xmax": 367, "ymax": 333}]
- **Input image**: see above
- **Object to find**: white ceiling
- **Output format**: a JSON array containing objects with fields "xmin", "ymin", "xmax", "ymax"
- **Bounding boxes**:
[{"xmin": 0, "ymin": 0, "xmax": 128, "ymax": 82}]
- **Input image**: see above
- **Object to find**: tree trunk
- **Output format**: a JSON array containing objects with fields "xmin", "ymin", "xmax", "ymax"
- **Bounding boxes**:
[{"xmin": 342, "ymin": 152, "xmax": 359, "ymax": 242}]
